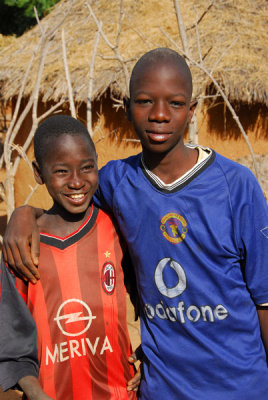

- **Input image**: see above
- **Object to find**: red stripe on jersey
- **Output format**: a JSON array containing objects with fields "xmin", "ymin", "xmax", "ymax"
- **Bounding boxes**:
[
  {"xmin": 51, "ymin": 244, "xmax": 92, "ymax": 400},
  {"xmin": 96, "ymin": 214, "xmax": 133, "ymax": 399},
  {"xmin": 28, "ymin": 277, "xmax": 57, "ymax": 399},
  {"xmin": 76, "ymin": 219, "xmax": 110, "ymax": 399},
  {"xmin": 112, "ymin": 231, "xmax": 136, "ymax": 387}
]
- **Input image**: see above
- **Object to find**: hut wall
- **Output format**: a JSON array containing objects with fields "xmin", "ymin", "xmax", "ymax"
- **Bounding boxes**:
[{"xmin": 197, "ymin": 104, "xmax": 268, "ymax": 160}]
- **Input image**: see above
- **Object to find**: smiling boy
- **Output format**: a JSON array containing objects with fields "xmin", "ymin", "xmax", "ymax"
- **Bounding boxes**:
[
  {"xmin": 3, "ymin": 48, "xmax": 268, "ymax": 399},
  {"xmin": 0, "ymin": 115, "xmax": 138, "ymax": 399}
]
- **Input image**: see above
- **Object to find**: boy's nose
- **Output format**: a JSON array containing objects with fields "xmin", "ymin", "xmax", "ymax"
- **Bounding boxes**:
[
  {"xmin": 68, "ymin": 171, "xmax": 84, "ymax": 188},
  {"xmin": 148, "ymin": 100, "xmax": 170, "ymax": 122}
]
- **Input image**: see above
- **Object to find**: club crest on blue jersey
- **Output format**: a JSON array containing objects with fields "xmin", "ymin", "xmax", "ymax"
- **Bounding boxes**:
[
  {"xmin": 101, "ymin": 262, "xmax": 116, "ymax": 295},
  {"xmin": 160, "ymin": 212, "xmax": 188, "ymax": 244}
]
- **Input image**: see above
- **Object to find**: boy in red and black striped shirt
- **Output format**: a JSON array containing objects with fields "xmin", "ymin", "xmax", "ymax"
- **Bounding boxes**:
[{"xmin": 0, "ymin": 115, "xmax": 139, "ymax": 400}]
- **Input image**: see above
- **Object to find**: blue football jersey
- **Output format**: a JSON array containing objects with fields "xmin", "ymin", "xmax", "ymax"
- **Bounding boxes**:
[{"xmin": 94, "ymin": 147, "xmax": 268, "ymax": 400}]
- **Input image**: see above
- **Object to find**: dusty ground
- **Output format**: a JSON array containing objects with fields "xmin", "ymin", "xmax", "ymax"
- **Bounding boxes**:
[{"xmin": 0, "ymin": 153, "xmax": 267, "ymax": 399}]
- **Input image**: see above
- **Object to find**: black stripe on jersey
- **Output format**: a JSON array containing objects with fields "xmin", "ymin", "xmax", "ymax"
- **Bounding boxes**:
[
  {"xmin": 140, "ymin": 150, "xmax": 216, "ymax": 193},
  {"xmin": 40, "ymin": 206, "xmax": 99, "ymax": 250}
]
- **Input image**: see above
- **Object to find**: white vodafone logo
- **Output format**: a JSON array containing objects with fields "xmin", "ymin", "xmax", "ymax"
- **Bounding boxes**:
[
  {"xmin": 155, "ymin": 257, "xmax": 186, "ymax": 298},
  {"xmin": 54, "ymin": 299, "xmax": 96, "ymax": 337}
]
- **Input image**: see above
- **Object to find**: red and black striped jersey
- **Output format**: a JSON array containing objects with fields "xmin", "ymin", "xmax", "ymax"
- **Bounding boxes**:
[{"xmin": 15, "ymin": 205, "xmax": 137, "ymax": 400}]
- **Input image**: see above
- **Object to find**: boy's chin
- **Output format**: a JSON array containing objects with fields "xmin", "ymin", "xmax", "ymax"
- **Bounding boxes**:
[{"xmin": 50, "ymin": 201, "xmax": 92, "ymax": 221}]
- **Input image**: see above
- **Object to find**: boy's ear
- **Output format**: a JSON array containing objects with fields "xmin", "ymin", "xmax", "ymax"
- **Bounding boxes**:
[
  {"xmin": 123, "ymin": 97, "xmax": 131, "ymax": 121},
  {"xmin": 187, "ymin": 99, "xmax": 198, "ymax": 122},
  {"xmin": 32, "ymin": 161, "xmax": 44, "ymax": 185}
]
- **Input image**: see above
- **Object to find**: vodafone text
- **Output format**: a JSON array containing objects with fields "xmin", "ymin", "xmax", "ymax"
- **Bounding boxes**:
[
  {"xmin": 145, "ymin": 257, "xmax": 229, "ymax": 324},
  {"xmin": 144, "ymin": 301, "xmax": 228, "ymax": 323}
]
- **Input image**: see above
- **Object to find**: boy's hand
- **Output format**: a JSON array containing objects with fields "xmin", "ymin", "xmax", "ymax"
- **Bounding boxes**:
[
  {"xmin": 127, "ymin": 345, "xmax": 143, "ymax": 392},
  {"xmin": 2, "ymin": 206, "xmax": 43, "ymax": 284},
  {"xmin": 18, "ymin": 376, "xmax": 53, "ymax": 400},
  {"xmin": 127, "ymin": 367, "xmax": 141, "ymax": 392}
]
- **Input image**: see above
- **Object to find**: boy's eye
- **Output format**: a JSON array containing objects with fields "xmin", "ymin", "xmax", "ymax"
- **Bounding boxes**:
[
  {"xmin": 134, "ymin": 98, "xmax": 152, "ymax": 104},
  {"xmin": 171, "ymin": 101, "xmax": 185, "ymax": 107},
  {"xmin": 54, "ymin": 169, "xmax": 68, "ymax": 174},
  {"xmin": 81, "ymin": 164, "xmax": 94, "ymax": 172}
]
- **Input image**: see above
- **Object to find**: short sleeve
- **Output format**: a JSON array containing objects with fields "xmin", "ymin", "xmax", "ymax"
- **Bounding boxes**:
[{"xmin": 235, "ymin": 177, "xmax": 268, "ymax": 304}]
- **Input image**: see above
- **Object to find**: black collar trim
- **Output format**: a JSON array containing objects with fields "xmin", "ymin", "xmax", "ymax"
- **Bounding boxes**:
[
  {"xmin": 40, "ymin": 205, "xmax": 99, "ymax": 250},
  {"xmin": 140, "ymin": 149, "xmax": 216, "ymax": 193}
]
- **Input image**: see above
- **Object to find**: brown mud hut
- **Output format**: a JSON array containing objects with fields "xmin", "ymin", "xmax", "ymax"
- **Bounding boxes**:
[{"xmin": 0, "ymin": 0, "xmax": 267, "ymax": 212}]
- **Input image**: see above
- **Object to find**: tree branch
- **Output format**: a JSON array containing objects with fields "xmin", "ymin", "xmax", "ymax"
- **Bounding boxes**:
[{"xmin": 61, "ymin": 28, "xmax": 76, "ymax": 118}]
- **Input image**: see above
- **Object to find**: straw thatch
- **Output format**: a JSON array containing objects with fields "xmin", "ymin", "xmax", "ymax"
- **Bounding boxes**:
[
  {"xmin": 0, "ymin": 0, "xmax": 267, "ymax": 105},
  {"xmin": 0, "ymin": 34, "xmax": 16, "ymax": 51}
]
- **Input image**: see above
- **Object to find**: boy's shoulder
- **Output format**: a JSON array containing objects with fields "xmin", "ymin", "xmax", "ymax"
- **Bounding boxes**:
[
  {"xmin": 100, "ymin": 153, "xmax": 142, "ymax": 172},
  {"xmin": 212, "ymin": 150, "xmax": 265, "ymax": 199},
  {"xmin": 99, "ymin": 153, "xmax": 142, "ymax": 183},
  {"xmin": 213, "ymin": 151, "xmax": 257, "ymax": 180}
]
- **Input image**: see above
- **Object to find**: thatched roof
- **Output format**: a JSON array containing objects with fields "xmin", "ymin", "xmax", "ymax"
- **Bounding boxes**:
[
  {"xmin": 0, "ymin": 0, "xmax": 267, "ymax": 105},
  {"xmin": 0, "ymin": 34, "xmax": 16, "ymax": 51}
]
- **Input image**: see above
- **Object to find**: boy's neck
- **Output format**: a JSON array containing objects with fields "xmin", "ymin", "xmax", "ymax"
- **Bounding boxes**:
[
  {"xmin": 37, "ymin": 203, "xmax": 92, "ymax": 237},
  {"xmin": 142, "ymin": 143, "xmax": 198, "ymax": 184}
]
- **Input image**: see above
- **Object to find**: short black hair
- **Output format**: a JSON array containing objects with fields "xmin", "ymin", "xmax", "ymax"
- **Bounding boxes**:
[
  {"xmin": 130, "ymin": 47, "xmax": 193, "ymax": 97},
  {"xmin": 34, "ymin": 115, "xmax": 96, "ymax": 167}
]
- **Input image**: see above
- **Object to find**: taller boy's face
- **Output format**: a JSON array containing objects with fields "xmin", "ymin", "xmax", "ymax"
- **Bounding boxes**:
[
  {"xmin": 37, "ymin": 134, "xmax": 98, "ymax": 215},
  {"xmin": 127, "ymin": 60, "xmax": 195, "ymax": 155}
]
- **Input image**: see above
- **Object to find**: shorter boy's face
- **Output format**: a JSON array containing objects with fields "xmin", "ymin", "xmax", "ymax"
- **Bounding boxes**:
[
  {"xmin": 127, "ymin": 60, "xmax": 195, "ymax": 155},
  {"xmin": 34, "ymin": 134, "xmax": 98, "ymax": 215}
]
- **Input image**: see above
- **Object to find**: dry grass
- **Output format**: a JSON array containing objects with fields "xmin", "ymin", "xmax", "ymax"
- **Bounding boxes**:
[{"xmin": 0, "ymin": 0, "xmax": 267, "ymax": 104}]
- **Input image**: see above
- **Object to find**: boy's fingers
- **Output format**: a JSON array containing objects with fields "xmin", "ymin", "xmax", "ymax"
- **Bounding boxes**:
[
  {"xmin": 128, "ymin": 352, "xmax": 137, "ymax": 363},
  {"xmin": 19, "ymin": 245, "xmax": 39, "ymax": 283},
  {"xmin": 30, "ymin": 231, "xmax": 40, "ymax": 270},
  {"xmin": 3, "ymin": 245, "xmax": 33, "ymax": 283},
  {"xmin": 4, "ymin": 237, "xmax": 39, "ymax": 283},
  {"xmin": 127, "ymin": 369, "xmax": 141, "ymax": 391}
]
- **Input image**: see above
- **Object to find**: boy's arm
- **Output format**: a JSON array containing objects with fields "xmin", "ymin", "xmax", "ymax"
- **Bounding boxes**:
[
  {"xmin": 0, "ymin": 258, "xmax": 39, "ymax": 391},
  {"xmin": 2, "ymin": 206, "xmax": 43, "ymax": 283},
  {"xmin": 18, "ymin": 376, "xmax": 53, "ymax": 400},
  {"xmin": 257, "ymin": 307, "xmax": 268, "ymax": 359}
]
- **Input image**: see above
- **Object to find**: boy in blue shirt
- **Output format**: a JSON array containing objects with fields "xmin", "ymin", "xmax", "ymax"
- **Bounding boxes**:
[{"xmin": 3, "ymin": 48, "xmax": 268, "ymax": 399}]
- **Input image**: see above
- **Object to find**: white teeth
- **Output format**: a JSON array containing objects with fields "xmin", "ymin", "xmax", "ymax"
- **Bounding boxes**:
[{"xmin": 69, "ymin": 194, "xmax": 84, "ymax": 199}]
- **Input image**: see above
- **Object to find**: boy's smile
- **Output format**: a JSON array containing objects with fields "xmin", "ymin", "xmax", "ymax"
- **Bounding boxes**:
[
  {"xmin": 126, "ymin": 60, "xmax": 195, "ymax": 158},
  {"xmin": 33, "ymin": 134, "xmax": 98, "ymax": 217}
]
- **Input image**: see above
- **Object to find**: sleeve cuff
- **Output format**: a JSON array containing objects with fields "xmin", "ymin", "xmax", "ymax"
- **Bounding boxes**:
[{"xmin": 0, "ymin": 361, "xmax": 38, "ymax": 392}]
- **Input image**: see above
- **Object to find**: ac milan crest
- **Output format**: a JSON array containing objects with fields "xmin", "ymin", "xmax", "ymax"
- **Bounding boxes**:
[{"xmin": 102, "ymin": 262, "xmax": 116, "ymax": 294}]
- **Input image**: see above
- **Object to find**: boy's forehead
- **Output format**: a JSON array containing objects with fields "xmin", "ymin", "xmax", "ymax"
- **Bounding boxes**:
[
  {"xmin": 130, "ymin": 58, "xmax": 192, "ymax": 95},
  {"xmin": 45, "ymin": 133, "xmax": 96, "ymax": 157}
]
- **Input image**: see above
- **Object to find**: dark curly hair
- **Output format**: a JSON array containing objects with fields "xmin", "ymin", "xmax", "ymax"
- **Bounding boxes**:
[{"xmin": 34, "ymin": 115, "xmax": 96, "ymax": 167}]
